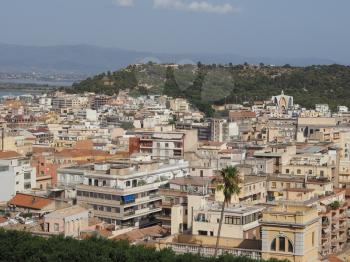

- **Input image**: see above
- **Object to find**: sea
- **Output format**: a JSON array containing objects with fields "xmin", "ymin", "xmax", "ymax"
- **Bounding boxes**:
[{"xmin": 0, "ymin": 79, "xmax": 74, "ymax": 97}]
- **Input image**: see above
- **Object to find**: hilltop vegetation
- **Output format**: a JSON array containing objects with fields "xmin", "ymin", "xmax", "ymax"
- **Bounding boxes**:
[
  {"xmin": 70, "ymin": 63, "xmax": 350, "ymax": 115},
  {"xmin": 0, "ymin": 230, "xmax": 286, "ymax": 262}
]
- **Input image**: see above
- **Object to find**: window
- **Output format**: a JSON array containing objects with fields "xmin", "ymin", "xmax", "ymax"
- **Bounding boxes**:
[
  {"xmin": 24, "ymin": 172, "xmax": 31, "ymax": 180},
  {"xmin": 200, "ymin": 170, "xmax": 203, "ymax": 177},
  {"xmin": 0, "ymin": 166, "xmax": 9, "ymax": 172},
  {"xmin": 272, "ymin": 182, "xmax": 276, "ymax": 189},
  {"xmin": 112, "ymin": 195, "xmax": 120, "ymax": 201},
  {"xmin": 286, "ymin": 169, "xmax": 289, "ymax": 174},
  {"xmin": 165, "ymin": 143, "xmax": 169, "ymax": 148},
  {"xmin": 308, "ymin": 170, "xmax": 312, "ymax": 175},
  {"xmin": 297, "ymin": 169, "xmax": 301, "ymax": 174},
  {"xmin": 312, "ymin": 232, "xmax": 315, "ymax": 247},
  {"xmin": 126, "ymin": 181, "xmax": 131, "ymax": 187},
  {"xmin": 198, "ymin": 230, "xmax": 207, "ymax": 236},
  {"xmin": 320, "ymin": 171, "xmax": 324, "ymax": 177},
  {"xmin": 225, "ymin": 216, "xmax": 233, "ymax": 224},
  {"xmin": 271, "ymin": 238, "xmax": 276, "ymax": 251},
  {"xmin": 88, "ymin": 179, "xmax": 92, "ymax": 186},
  {"xmin": 288, "ymin": 239, "xmax": 293, "ymax": 253},
  {"xmin": 210, "ymin": 231, "xmax": 214, "ymax": 236},
  {"xmin": 54, "ymin": 223, "xmax": 59, "ymax": 232},
  {"xmin": 271, "ymin": 236, "xmax": 293, "ymax": 253},
  {"xmin": 279, "ymin": 236, "xmax": 285, "ymax": 251}
]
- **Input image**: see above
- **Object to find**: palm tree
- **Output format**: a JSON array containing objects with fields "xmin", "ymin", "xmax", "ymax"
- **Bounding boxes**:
[{"xmin": 213, "ymin": 166, "xmax": 241, "ymax": 258}]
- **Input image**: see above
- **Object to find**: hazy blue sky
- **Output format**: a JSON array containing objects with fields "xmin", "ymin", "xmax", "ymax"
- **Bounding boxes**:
[{"xmin": 1, "ymin": 0, "xmax": 349, "ymax": 62}]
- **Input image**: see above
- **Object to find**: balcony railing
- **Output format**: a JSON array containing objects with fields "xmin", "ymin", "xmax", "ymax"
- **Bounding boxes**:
[{"xmin": 165, "ymin": 242, "xmax": 261, "ymax": 260}]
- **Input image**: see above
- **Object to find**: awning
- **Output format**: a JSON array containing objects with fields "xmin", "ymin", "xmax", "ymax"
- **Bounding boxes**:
[{"xmin": 122, "ymin": 194, "xmax": 136, "ymax": 204}]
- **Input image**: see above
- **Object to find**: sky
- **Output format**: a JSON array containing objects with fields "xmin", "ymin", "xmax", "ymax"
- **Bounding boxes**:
[{"xmin": 0, "ymin": 0, "xmax": 349, "ymax": 63}]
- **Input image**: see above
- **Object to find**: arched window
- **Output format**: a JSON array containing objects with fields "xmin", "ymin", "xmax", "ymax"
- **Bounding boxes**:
[
  {"xmin": 288, "ymin": 239, "xmax": 293, "ymax": 253},
  {"xmin": 271, "ymin": 238, "xmax": 276, "ymax": 251},
  {"xmin": 270, "ymin": 236, "xmax": 294, "ymax": 253}
]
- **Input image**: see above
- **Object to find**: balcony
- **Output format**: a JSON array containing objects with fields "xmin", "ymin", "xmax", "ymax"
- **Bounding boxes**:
[
  {"xmin": 321, "ymin": 240, "xmax": 331, "ymax": 250},
  {"xmin": 124, "ymin": 209, "xmax": 135, "ymax": 216},
  {"xmin": 322, "ymin": 232, "xmax": 330, "ymax": 239},
  {"xmin": 331, "ymin": 236, "xmax": 340, "ymax": 244},
  {"xmin": 77, "ymin": 196, "xmax": 121, "ymax": 206},
  {"xmin": 339, "ymin": 212, "xmax": 347, "ymax": 219},
  {"xmin": 156, "ymin": 214, "xmax": 171, "ymax": 221},
  {"xmin": 123, "ymin": 206, "xmax": 162, "ymax": 220},
  {"xmin": 339, "ymin": 233, "xmax": 347, "ymax": 242},
  {"xmin": 322, "ymin": 220, "xmax": 330, "ymax": 227},
  {"xmin": 165, "ymin": 242, "xmax": 261, "ymax": 260}
]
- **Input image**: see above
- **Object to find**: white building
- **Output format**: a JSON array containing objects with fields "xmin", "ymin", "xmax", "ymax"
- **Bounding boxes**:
[
  {"xmin": 271, "ymin": 91, "xmax": 294, "ymax": 111},
  {"xmin": 338, "ymin": 106, "xmax": 348, "ymax": 113},
  {"xmin": 58, "ymin": 158, "xmax": 189, "ymax": 227},
  {"xmin": 0, "ymin": 151, "xmax": 36, "ymax": 201},
  {"xmin": 315, "ymin": 104, "xmax": 330, "ymax": 114}
]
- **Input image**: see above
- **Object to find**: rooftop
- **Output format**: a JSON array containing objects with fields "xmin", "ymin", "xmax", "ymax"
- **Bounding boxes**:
[
  {"xmin": 0, "ymin": 151, "xmax": 22, "ymax": 159},
  {"xmin": 8, "ymin": 193, "xmax": 53, "ymax": 210},
  {"xmin": 45, "ymin": 205, "xmax": 88, "ymax": 219}
]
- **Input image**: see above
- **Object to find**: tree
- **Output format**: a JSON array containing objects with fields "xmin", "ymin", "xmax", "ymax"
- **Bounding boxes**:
[
  {"xmin": 213, "ymin": 166, "xmax": 242, "ymax": 258},
  {"xmin": 163, "ymin": 66, "xmax": 183, "ymax": 98}
]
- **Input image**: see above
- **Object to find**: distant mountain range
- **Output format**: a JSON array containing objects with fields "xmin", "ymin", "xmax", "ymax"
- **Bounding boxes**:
[{"xmin": 0, "ymin": 43, "xmax": 340, "ymax": 74}]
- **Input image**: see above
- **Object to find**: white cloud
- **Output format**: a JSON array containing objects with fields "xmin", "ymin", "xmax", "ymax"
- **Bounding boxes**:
[
  {"xmin": 115, "ymin": 0, "xmax": 134, "ymax": 7},
  {"xmin": 153, "ymin": 0, "xmax": 235, "ymax": 14}
]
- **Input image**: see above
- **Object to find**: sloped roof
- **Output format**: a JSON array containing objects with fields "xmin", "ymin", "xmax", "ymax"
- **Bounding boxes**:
[
  {"xmin": 112, "ymin": 225, "xmax": 168, "ymax": 242},
  {"xmin": 8, "ymin": 193, "xmax": 53, "ymax": 210},
  {"xmin": 55, "ymin": 149, "xmax": 110, "ymax": 158}
]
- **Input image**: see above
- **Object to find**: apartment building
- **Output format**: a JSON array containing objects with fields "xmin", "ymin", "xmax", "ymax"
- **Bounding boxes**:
[
  {"xmin": 214, "ymin": 175, "xmax": 267, "ymax": 204},
  {"xmin": 52, "ymin": 95, "xmax": 88, "ymax": 111},
  {"xmin": 191, "ymin": 199, "xmax": 263, "ymax": 239},
  {"xmin": 263, "ymin": 118, "xmax": 297, "ymax": 143},
  {"xmin": 0, "ymin": 151, "xmax": 36, "ymax": 201},
  {"xmin": 159, "ymin": 176, "xmax": 214, "ymax": 230},
  {"xmin": 243, "ymin": 157, "xmax": 274, "ymax": 174},
  {"xmin": 169, "ymin": 98, "xmax": 190, "ymax": 112},
  {"xmin": 296, "ymin": 117, "xmax": 337, "ymax": 142},
  {"xmin": 31, "ymin": 152, "xmax": 58, "ymax": 189},
  {"xmin": 254, "ymin": 144, "xmax": 296, "ymax": 174},
  {"xmin": 73, "ymin": 159, "xmax": 189, "ymax": 227},
  {"xmin": 318, "ymin": 190, "xmax": 348, "ymax": 257},
  {"xmin": 282, "ymin": 153, "xmax": 337, "ymax": 180},
  {"xmin": 175, "ymin": 121, "xmax": 212, "ymax": 141},
  {"xmin": 130, "ymin": 129, "xmax": 198, "ymax": 160},
  {"xmin": 171, "ymin": 194, "xmax": 263, "ymax": 240},
  {"xmin": 211, "ymin": 119, "xmax": 239, "ymax": 142},
  {"xmin": 266, "ymin": 174, "xmax": 333, "ymax": 201},
  {"xmin": 91, "ymin": 95, "xmax": 110, "ymax": 110}
]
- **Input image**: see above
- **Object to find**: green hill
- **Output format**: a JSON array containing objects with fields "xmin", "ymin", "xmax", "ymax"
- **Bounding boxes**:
[{"xmin": 70, "ymin": 63, "xmax": 350, "ymax": 116}]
